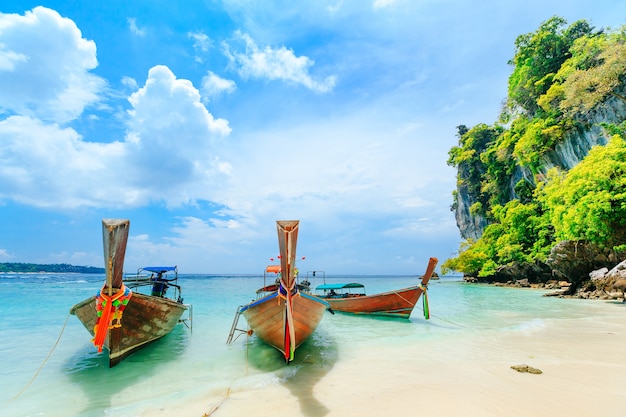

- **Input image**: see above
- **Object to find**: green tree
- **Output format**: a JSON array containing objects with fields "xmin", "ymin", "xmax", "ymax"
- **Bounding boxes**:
[
  {"xmin": 537, "ymin": 135, "xmax": 626, "ymax": 249},
  {"xmin": 559, "ymin": 30, "xmax": 626, "ymax": 115},
  {"xmin": 507, "ymin": 17, "xmax": 594, "ymax": 115},
  {"xmin": 442, "ymin": 199, "xmax": 553, "ymax": 277},
  {"xmin": 441, "ymin": 239, "xmax": 489, "ymax": 276},
  {"xmin": 448, "ymin": 124, "xmax": 503, "ymax": 219}
]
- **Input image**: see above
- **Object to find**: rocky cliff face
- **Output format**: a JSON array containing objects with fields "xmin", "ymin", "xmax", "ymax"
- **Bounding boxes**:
[
  {"xmin": 454, "ymin": 163, "xmax": 488, "ymax": 240},
  {"xmin": 538, "ymin": 92, "xmax": 626, "ymax": 173},
  {"xmin": 454, "ymin": 93, "xmax": 626, "ymax": 240}
]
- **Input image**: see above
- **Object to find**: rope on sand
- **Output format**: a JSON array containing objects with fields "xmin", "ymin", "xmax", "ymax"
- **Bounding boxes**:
[
  {"xmin": 202, "ymin": 387, "xmax": 232, "ymax": 416},
  {"xmin": 11, "ymin": 312, "xmax": 71, "ymax": 401},
  {"xmin": 203, "ymin": 324, "xmax": 253, "ymax": 416}
]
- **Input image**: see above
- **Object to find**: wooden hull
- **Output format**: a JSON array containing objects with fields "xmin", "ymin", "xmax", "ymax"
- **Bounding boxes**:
[
  {"xmin": 237, "ymin": 220, "xmax": 328, "ymax": 362},
  {"xmin": 323, "ymin": 286, "xmax": 423, "ymax": 318},
  {"xmin": 240, "ymin": 291, "xmax": 328, "ymax": 359},
  {"xmin": 70, "ymin": 292, "xmax": 188, "ymax": 366},
  {"xmin": 323, "ymin": 257, "xmax": 439, "ymax": 319}
]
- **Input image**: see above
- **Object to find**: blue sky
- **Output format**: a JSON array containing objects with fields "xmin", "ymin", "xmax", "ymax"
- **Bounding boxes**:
[{"xmin": 0, "ymin": 1, "xmax": 624, "ymax": 274}]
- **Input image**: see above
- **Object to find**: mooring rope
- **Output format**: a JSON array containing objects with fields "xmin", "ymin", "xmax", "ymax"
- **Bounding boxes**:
[
  {"xmin": 393, "ymin": 284, "xmax": 465, "ymax": 327},
  {"xmin": 203, "ymin": 326, "xmax": 251, "ymax": 416},
  {"xmin": 414, "ymin": 304, "xmax": 465, "ymax": 328},
  {"xmin": 392, "ymin": 290, "xmax": 415, "ymax": 306},
  {"xmin": 11, "ymin": 312, "xmax": 71, "ymax": 401},
  {"xmin": 202, "ymin": 386, "xmax": 232, "ymax": 416}
]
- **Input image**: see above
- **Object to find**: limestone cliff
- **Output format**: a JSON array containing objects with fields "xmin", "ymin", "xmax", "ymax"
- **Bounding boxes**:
[
  {"xmin": 454, "ymin": 92, "xmax": 626, "ymax": 240},
  {"xmin": 453, "ymin": 164, "xmax": 488, "ymax": 240}
]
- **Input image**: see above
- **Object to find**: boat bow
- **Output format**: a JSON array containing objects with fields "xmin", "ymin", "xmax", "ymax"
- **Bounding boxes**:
[{"xmin": 235, "ymin": 220, "xmax": 328, "ymax": 363}]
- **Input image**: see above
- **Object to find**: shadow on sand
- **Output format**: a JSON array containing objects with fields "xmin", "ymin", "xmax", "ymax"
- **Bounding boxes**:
[{"xmin": 244, "ymin": 330, "xmax": 338, "ymax": 417}]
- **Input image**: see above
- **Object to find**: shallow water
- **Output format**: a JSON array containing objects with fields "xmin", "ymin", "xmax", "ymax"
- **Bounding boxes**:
[{"xmin": 0, "ymin": 273, "xmax": 618, "ymax": 417}]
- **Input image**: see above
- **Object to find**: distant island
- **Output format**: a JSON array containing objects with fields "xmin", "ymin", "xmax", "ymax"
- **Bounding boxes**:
[{"xmin": 0, "ymin": 262, "xmax": 104, "ymax": 274}]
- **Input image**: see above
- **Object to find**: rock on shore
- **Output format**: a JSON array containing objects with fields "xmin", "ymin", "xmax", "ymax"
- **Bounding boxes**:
[
  {"xmin": 463, "ymin": 240, "xmax": 626, "ymax": 302},
  {"xmin": 580, "ymin": 260, "xmax": 626, "ymax": 301}
]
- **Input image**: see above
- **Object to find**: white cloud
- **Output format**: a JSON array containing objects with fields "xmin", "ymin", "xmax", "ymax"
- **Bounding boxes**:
[
  {"xmin": 0, "ymin": 6, "xmax": 105, "ymax": 123},
  {"xmin": 0, "ymin": 46, "xmax": 234, "ymax": 209},
  {"xmin": 124, "ymin": 217, "xmax": 262, "ymax": 271},
  {"xmin": 0, "ymin": 248, "xmax": 12, "ymax": 260},
  {"xmin": 126, "ymin": 64, "xmax": 231, "ymax": 147},
  {"xmin": 201, "ymin": 71, "xmax": 237, "ymax": 102},
  {"xmin": 373, "ymin": 0, "xmax": 399, "ymax": 9},
  {"xmin": 122, "ymin": 65, "xmax": 233, "ymax": 206},
  {"xmin": 121, "ymin": 76, "xmax": 138, "ymax": 90},
  {"xmin": 209, "ymin": 108, "xmax": 456, "ymax": 239},
  {"xmin": 0, "ymin": 115, "xmax": 127, "ymax": 208},
  {"xmin": 188, "ymin": 31, "xmax": 212, "ymax": 63},
  {"xmin": 0, "ymin": 49, "xmax": 27, "ymax": 71},
  {"xmin": 223, "ymin": 31, "xmax": 336, "ymax": 93},
  {"xmin": 128, "ymin": 17, "xmax": 146, "ymax": 37},
  {"xmin": 46, "ymin": 251, "xmax": 99, "ymax": 266}
]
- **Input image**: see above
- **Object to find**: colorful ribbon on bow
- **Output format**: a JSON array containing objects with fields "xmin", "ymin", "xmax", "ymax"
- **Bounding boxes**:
[
  {"xmin": 92, "ymin": 285, "xmax": 132, "ymax": 352},
  {"xmin": 420, "ymin": 283, "xmax": 430, "ymax": 320},
  {"xmin": 278, "ymin": 278, "xmax": 297, "ymax": 362}
]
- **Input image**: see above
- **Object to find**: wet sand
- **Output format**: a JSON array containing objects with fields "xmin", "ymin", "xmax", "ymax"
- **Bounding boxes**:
[{"xmin": 143, "ymin": 302, "xmax": 626, "ymax": 417}]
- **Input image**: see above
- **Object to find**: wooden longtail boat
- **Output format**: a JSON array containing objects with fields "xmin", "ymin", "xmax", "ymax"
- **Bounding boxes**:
[
  {"xmin": 70, "ymin": 219, "xmax": 190, "ymax": 367},
  {"xmin": 314, "ymin": 257, "xmax": 438, "ymax": 319},
  {"xmin": 253, "ymin": 264, "xmax": 313, "ymax": 295},
  {"xmin": 232, "ymin": 220, "xmax": 329, "ymax": 363}
]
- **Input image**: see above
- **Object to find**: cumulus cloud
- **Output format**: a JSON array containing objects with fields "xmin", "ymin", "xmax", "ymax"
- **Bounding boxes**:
[
  {"xmin": 0, "ymin": 63, "xmax": 234, "ymax": 209},
  {"xmin": 0, "ymin": 65, "xmax": 233, "ymax": 209},
  {"xmin": 0, "ymin": 6, "xmax": 105, "ymax": 123},
  {"xmin": 0, "ymin": 8, "xmax": 233, "ymax": 209},
  {"xmin": 0, "ymin": 115, "xmax": 127, "ymax": 208},
  {"xmin": 127, "ymin": 65, "xmax": 231, "ymax": 145},
  {"xmin": 223, "ymin": 31, "xmax": 336, "ymax": 92},
  {"xmin": 201, "ymin": 71, "xmax": 236, "ymax": 102},
  {"xmin": 124, "ymin": 65, "xmax": 233, "ymax": 203}
]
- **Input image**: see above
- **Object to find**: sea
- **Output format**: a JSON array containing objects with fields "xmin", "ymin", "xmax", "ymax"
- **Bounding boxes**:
[{"xmin": 0, "ymin": 273, "xmax": 622, "ymax": 417}]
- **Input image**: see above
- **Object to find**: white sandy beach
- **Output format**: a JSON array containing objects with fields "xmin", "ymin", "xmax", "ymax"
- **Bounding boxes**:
[{"xmin": 142, "ymin": 301, "xmax": 626, "ymax": 417}]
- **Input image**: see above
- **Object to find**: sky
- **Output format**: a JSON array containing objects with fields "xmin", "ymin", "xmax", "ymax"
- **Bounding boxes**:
[{"xmin": 0, "ymin": 1, "xmax": 624, "ymax": 275}]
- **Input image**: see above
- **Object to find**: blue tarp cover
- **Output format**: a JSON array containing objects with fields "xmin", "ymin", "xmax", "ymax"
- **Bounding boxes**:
[
  {"xmin": 141, "ymin": 266, "xmax": 177, "ymax": 273},
  {"xmin": 315, "ymin": 283, "xmax": 364, "ymax": 290}
]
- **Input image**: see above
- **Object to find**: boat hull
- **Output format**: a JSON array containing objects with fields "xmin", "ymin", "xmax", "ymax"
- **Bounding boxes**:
[
  {"xmin": 324, "ymin": 286, "xmax": 424, "ymax": 318},
  {"xmin": 70, "ymin": 292, "xmax": 188, "ymax": 366},
  {"xmin": 240, "ymin": 291, "xmax": 328, "ymax": 357}
]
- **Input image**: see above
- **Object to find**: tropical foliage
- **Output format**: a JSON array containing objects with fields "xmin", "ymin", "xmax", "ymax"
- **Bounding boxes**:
[
  {"xmin": 537, "ymin": 135, "xmax": 626, "ymax": 249},
  {"xmin": 443, "ymin": 17, "xmax": 626, "ymax": 276},
  {"xmin": 507, "ymin": 17, "xmax": 595, "ymax": 116}
]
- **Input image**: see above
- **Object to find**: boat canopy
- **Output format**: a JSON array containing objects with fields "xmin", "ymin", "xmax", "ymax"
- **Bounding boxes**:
[
  {"xmin": 140, "ymin": 266, "xmax": 177, "ymax": 273},
  {"xmin": 265, "ymin": 265, "xmax": 281, "ymax": 274},
  {"xmin": 315, "ymin": 283, "xmax": 365, "ymax": 290}
]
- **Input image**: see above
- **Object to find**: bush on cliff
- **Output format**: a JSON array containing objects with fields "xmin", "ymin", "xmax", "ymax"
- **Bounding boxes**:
[{"xmin": 444, "ymin": 16, "xmax": 626, "ymax": 278}]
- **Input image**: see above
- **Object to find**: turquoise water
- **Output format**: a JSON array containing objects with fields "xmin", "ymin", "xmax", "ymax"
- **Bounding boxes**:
[{"xmin": 0, "ymin": 273, "xmax": 616, "ymax": 417}]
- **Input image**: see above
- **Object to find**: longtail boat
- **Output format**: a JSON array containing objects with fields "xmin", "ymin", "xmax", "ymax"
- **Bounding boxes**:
[
  {"xmin": 70, "ymin": 219, "xmax": 191, "ymax": 367},
  {"xmin": 314, "ymin": 257, "xmax": 438, "ymax": 319},
  {"xmin": 229, "ymin": 220, "xmax": 329, "ymax": 363},
  {"xmin": 253, "ymin": 264, "xmax": 313, "ymax": 295}
]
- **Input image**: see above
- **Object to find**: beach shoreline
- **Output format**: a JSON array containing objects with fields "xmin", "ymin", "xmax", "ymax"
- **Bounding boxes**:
[
  {"xmin": 142, "ymin": 298, "xmax": 626, "ymax": 417},
  {"xmin": 4, "ymin": 276, "xmax": 625, "ymax": 417}
]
